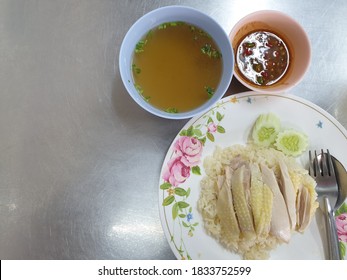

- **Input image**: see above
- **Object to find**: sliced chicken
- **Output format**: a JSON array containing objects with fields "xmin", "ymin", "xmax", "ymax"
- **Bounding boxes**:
[
  {"xmin": 250, "ymin": 163, "xmax": 273, "ymax": 237},
  {"xmin": 260, "ymin": 163, "xmax": 291, "ymax": 243},
  {"xmin": 278, "ymin": 159, "xmax": 297, "ymax": 229},
  {"xmin": 231, "ymin": 165, "xmax": 255, "ymax": 235},
  {"xmin": 296, "ymin": 185, "xmax": 302, "ymax": 228},
  {"xmin": 216, "ymin": 172, "xmax": 240, "ymax": 241},
  {"xmin": 225, "ymin": 166, "xmax": 233, "ymax": 188},
  {"xmin": 297, "ymin": 186, "xmax": 311, "ymax": 232},
  {"xmin": 216, "ymin": 175, "xmax": 225, "ymax": 193},
  {"xmin": 229, "ymin": 155, "xmax": 247, "ymax": 172}
]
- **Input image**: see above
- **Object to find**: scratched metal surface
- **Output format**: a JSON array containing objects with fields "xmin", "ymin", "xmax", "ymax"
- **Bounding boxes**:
[{"xmin": 0, "ymin": 0, "xmax": 346, "ymax": 259}]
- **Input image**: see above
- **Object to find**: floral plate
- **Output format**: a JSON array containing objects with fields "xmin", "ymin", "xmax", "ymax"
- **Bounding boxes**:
[{"xmin": 158, "ymin": 92, "xmax": 347, "ymax": 260}]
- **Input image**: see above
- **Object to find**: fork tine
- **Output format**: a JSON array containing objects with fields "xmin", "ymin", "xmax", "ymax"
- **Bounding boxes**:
[
  {"xmin": 326, "ymin": 149, "xmax": 335, "ymax": 177},
  {"xmin": 321, "ymin": 149, "xmax": 329, "ymax": 176},
  {"xmin": 314, "ymin": 150, "xmax": 320, "ymax": 177},
  {"xmin": 308, "ymin": 150, "xmax": 319, "ymax": 178},
  {"xmin": 309, "ymin": 149, "xmax": 335, "ymax": 178},
  {"xmin": 308, "ymin": 151, "xmax": 317, "ymax": 177}
]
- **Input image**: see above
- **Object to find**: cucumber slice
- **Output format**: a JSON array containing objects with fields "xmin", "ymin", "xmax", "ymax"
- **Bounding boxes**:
[
  {"xmin": 275, "ymin": 130, "xmax": 308, "ymax": 157},
  {"xmin": 252, "ymin": 113, "xmax": 281, "ymax": 147}
]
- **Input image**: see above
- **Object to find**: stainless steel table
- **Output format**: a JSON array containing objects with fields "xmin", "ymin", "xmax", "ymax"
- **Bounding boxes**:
[{"xmin": 1, "ymin": 0, "xmax": 347, "ymax": 260}]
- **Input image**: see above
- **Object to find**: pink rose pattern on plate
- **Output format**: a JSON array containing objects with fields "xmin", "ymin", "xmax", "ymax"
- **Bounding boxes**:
[
  {"xmin": 207, "ymin": 122, "xmax": 217, "ymax": 133},
  {"xmin": 163, "ymin": 156, "xmax": 191, "ymax": 187},
  {"xmin": 336, "ymin": 213, "xmax": 347, "ymax": 242},
  {"xmin": 160, "ymin": 103, "xmax": 226, "ymax": 260},
  {"xmin": 335, "ymin": 203, "xmax": 347, "ymax": 259},
  {"xmin": 174, "ymin": 136, "xmax": 203, "ymax": 168}
]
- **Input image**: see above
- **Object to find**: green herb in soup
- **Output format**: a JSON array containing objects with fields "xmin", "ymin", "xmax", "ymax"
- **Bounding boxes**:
[
  {"xmin": 132, "ymin": 64, "xmax": 141, "ymax": 74},
  {"xmin": 135, "ymin": 40, "xmax": 147, "ymax": 53},
  {"xmin": 201, "ymin": 44, "xmax": 222, "ymax": 58},
  {"xmin": 204, "ymin": 86, "xmax": 215, "ymax": 98},
  {"xmin": 132, "ymin": 22, "xmax": 223, "ymax": 113},
  {"xmin": 236, "ymin": 30, "xmax": 290, "ymax": 86},
  {"xmin": 165, "ymin": 107, "xmax": 179, "ymax": 113}
]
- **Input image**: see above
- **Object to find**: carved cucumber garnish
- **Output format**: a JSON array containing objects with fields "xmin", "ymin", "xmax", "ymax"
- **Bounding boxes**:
[
  {"xmin": 252, "ymin": 113, "xmax": 281, "ymax": 147},
  {"xmin": 275, "ymin": 130, "xmax": 308, "ymax": 157}
]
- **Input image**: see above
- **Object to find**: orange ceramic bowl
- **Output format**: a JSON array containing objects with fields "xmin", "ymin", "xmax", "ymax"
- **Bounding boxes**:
[{"xmin": 229, "ymin": 10, "xmax": 311, "ymax": 93}]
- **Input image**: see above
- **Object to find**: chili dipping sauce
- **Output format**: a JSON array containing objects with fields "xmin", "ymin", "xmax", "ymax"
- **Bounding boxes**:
[{"xmin": 236, "ymin": 30, "xmax": 290, "ymax": 86}]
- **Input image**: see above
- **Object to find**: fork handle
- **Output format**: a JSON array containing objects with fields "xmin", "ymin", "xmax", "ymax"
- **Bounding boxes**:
[{"xmin": 323, "ymin": 196, "xmax": 341, "ymax": 260}]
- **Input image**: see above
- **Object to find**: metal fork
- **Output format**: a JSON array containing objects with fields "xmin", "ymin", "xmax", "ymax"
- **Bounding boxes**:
[{"xmin": 309, "ymin": 149, "xmax": 341, "ymax": 260}]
